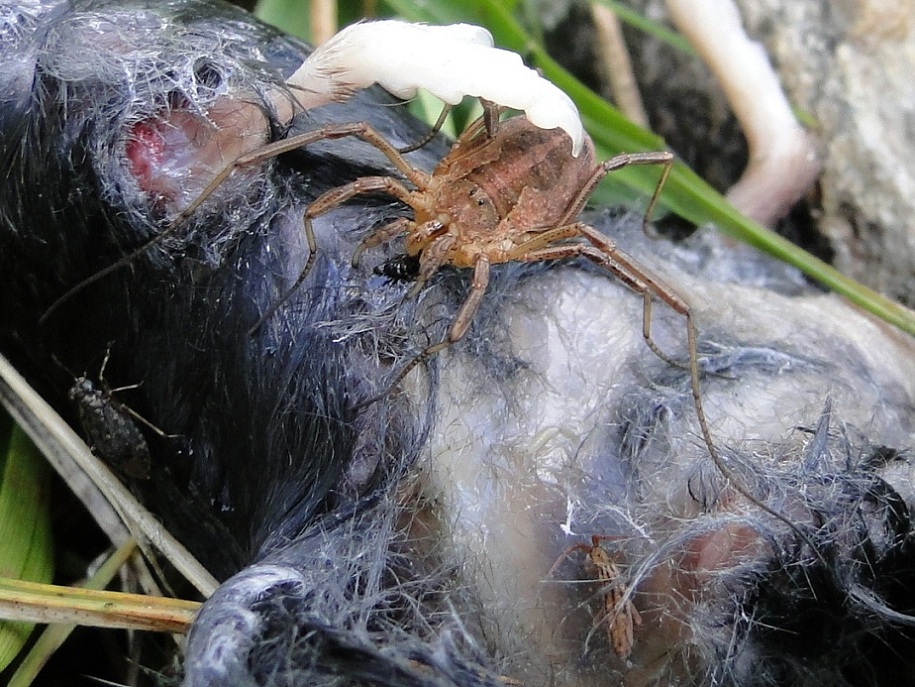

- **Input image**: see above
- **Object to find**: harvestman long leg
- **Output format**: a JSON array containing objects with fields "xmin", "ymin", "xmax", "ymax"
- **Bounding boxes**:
[
  {"xmin": 519, "ymin": 148, "xmax": 793, "ymax": 508},
  {"xmin": 520, "ymin": 224, "xmax": 827, "ymax": 556},
  {"xmin": 40, "ymin": 121, "xmax": 434, "ymax": 324},
  {"xmin": 391, "ymin": 96, "xmax": 500, "ymax": 156},
  {"xmin": 248, "ymin": 174, "xmax": 423, "ymax": 333},
  {"xmin": 540, "ymin": 151, "xmax": 828, "ymax": 556},
  {"xmin": 559, "ymin": 150, "xmax": 675, "ymax": 237},
  {"xmin": 503, "ymin": 222, "xmax": 718, "ymax": 466}
]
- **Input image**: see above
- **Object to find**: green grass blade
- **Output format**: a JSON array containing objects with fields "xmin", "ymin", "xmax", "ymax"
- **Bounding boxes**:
[
  {"xmin": 0, "ymin": 415, "xmax": 54, "ymax": 673},
  {"xmin": 379, "ymin": 0, "xmax": 469, "ymax": 24},
  {"xmin": 254, "ymin": 0, "xmax": 312, "ymax": 40}
]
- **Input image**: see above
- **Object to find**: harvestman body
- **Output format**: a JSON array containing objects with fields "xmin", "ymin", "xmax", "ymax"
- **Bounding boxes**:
[
  {"xmin": 245, "ymin": 107, "xmax": 714, "ymax": 450},
  {"xmin": 244, "ymin": 105, "xmax": 830, "ymax": 581}
]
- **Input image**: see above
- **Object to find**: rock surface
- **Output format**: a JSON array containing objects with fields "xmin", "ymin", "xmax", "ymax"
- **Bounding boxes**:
[{"xmin": 603, "ymin": 0, "xmax": 915, "ymax": 304}]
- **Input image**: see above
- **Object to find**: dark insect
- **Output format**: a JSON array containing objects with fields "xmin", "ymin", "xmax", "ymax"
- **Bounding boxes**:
[
  {"xmin": 374, "ymin": 254, "xmax": 421, "ymax": 283},
  {"xmin": 69, "ymin": 375, "xmax": 151, "ymax": 480},
  {"xmin": 66, "ymin": 351, "xmax": 170, "ymax": 480}
]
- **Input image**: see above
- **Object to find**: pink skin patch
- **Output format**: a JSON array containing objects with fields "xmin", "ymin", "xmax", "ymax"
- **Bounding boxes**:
[
  {"xmin": 124, "ymin": 95, "xmax": 271, "ymax": 214},
  {"xmin": 125, "ymin": 120, "xmax": 165, "ymax": 192},
  {"xmin": 629, "ymin": 519, "xmax": 771, "ymax": 678},
  {"xmin": 685, "ymin": 521, "xmax": 770, "ymax": 579}
]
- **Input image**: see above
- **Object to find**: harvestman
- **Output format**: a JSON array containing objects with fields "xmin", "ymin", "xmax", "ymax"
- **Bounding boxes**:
[
  {"xmin": 231, "ymin": 103, "xmax": 824, "ymax": 566},
  {"xmin": 247, "ymin": 106, "xmax": 716, "ymax": 455}
]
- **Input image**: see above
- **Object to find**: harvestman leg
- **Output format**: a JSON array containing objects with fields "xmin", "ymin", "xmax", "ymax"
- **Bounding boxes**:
[
  {"xmin": 518, "ymin": 226, "xmax": 826, "ymax": 556},
  {"xmin": 502, "ymin": 222, "xmax": 688, "ymax": 369},
  {"xmin": 402, "ymin": 255, "xmax": 491, "ymax": 377},
  {"xmin": 524, "ymin": 148, "xmax": 827, "ymax": 554},
  {"xmin": 393, "ymin": 97, "xmax": 501, "ymax": 155},
  {"xmin": 249, "ymin": 174, "xmax": 423, "ymax": 333},
  {"xmin": 41, "ymin": 121, "xmax": 434, "ymax": 324},
  {"xmin": 350, "ymin": 217, "xmax": 414, "ymax": 266},
  {"xmin": 557, "ymin": 151, "xmax": 675, "ymax": 233},
  {"xmin": 509, "ymin": 147, "xmax": 740, "ymax": 478},
  {"xmin": 352, "ymin": 254, "xmax": 493, "ymax": 410},
  {"xmin": 417, "ymin": 101, "xmax": 503, "ymax": 173},
  {"xmin": 506, "ymin": 223, "xmax": 719, "ymax": 467}
]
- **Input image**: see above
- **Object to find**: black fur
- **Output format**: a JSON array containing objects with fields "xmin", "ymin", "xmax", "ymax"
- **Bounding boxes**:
[{"xmin": 3, "ymin": 3, "xmax": 915, "ymax": 686}]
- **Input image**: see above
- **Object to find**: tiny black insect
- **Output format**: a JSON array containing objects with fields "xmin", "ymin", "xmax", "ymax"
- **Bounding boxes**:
[
  {"xmin": 374, "ymin": 254, "xmax": 421, "ymax": 283},
  {"xmin": 69, "ymin": 375, "xmax": 152, "ymax": 480}
]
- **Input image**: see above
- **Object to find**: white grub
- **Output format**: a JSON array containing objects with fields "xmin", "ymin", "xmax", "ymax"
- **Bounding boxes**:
[
  {"xmin": 285, "ymin": 20, "xmax": 585, "ymax": 156},
  {"xmin": 665, "ymin": 0, "xmax": 822, "ymax": 226}
]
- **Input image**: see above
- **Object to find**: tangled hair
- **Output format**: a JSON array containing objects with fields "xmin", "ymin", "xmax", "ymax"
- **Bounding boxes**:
[{"xmin": 2, "ymin": 3, "xmax": 915, "ymax": 686}]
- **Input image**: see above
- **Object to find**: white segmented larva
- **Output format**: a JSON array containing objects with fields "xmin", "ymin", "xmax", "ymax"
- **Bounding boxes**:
[{"xmin": 287, "ymin": 20, "xmax": 585, "ymax": 157}]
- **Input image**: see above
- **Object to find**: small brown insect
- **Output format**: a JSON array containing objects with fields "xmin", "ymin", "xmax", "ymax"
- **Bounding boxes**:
[{"xmin": 549, "ymin": 534, "xmax": 642, "ymax": 660}]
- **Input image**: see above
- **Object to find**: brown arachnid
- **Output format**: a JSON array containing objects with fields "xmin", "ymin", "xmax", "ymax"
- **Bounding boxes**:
[
  {"xmin": 547, "ymin": 534, "xmax": 641, "ymax": 660},
  {"xmin": 237, "ymin": 102, "xmax": 721, "ymax": 468},
  {"xmin": 46, "ymin": 97, "xmax": 722, "ymax": 467}
]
